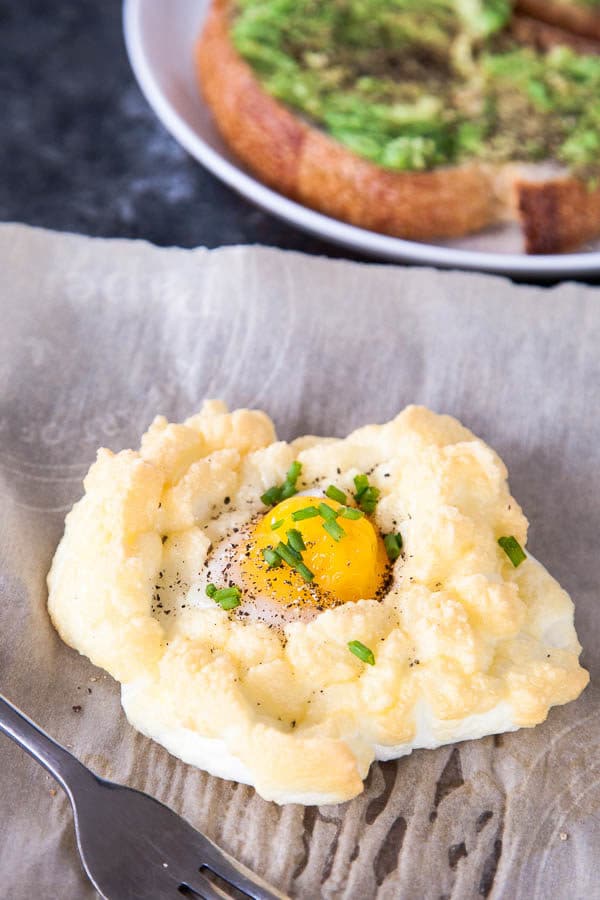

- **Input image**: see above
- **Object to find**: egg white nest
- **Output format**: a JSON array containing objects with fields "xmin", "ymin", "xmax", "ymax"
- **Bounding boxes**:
[{"xmin": 48, "ymin": 402, "xmax": 588, "ymax": 804}]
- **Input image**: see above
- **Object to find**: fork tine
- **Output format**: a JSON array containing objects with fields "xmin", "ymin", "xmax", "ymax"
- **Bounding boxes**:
[
  {"xmin": 198, "ymin": 842, "xmax": 287, "ymax": 900},
  {"xmin": 180, "ymin": 869, "xmax": 232, "ymax": 900}
]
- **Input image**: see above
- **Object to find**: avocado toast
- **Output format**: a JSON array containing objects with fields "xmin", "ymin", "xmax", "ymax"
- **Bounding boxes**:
[{"xmin": 196, "ymin": 0, "xmax": 600, "ymax": 253}]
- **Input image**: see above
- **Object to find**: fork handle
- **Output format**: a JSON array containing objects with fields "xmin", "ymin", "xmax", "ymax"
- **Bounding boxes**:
[{"xmin": 0, "ymin": 693, "xmax": 94, "ymax": 797}]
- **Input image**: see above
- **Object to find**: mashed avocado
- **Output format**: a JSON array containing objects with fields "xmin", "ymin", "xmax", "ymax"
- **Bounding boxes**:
[{"xmin": 231, "ymin": 0, "xmax": 600, "ymax": 177}]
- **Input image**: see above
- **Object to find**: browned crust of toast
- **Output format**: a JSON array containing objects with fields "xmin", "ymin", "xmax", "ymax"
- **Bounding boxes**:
[
  {"xmin": 511, "ymin": 11, "xmax": 600, "ymax": 52},
  {"xmin": 517, "ymin": 178, "xmax": 600, "ymax": 253},
  {"xmin": 197, "ymin": 0, "xmax": 600, "ymax": 253},
  {"xmin": 516, "ymin": 0, "xmax": 600, "ymax": 41}
]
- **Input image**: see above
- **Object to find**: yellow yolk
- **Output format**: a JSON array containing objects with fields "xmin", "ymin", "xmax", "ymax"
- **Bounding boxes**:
[{"xmin": 242, "ymin": 495, "xmax": 389, "ymax": 607}]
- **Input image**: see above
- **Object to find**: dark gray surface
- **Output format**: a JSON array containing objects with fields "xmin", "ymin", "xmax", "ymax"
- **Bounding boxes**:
[{"xmin": 0, "ymin": 0, "xmax": 346, "ymax": 256}]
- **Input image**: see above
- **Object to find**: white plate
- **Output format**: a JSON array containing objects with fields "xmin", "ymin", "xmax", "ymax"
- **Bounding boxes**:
[{"xmin": 123, "ymin": 0, "xmax": 600, "ymax": 277}]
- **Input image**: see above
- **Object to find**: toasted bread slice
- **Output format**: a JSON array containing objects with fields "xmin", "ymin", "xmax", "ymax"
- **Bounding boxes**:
[
  {"xmin": 196, "ymin": 0, "xmax": 600, "ymax": 254},
  {"xmin": 516, "ymin": 176, "xmax": 600, "ymax": 253},
  {"xmin": 516, "ymin": 0, "xmax": 600, "ymax": 42},
  {"xmin": 512, "ymin": 10, "xmax": 600, "ymax": 53}
]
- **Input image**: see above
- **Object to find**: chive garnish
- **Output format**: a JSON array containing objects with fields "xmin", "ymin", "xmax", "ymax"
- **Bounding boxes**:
[
  {"xmin": 270, "ymin": 518, "xmax": 284, "ymax": 530},
  {"xmin": 353, "ymin": 474, "xmax": 380, "ymax": 514},
  {"xmin": 275, "ymin": 541, "xmax": 301, "ymax": 568},
  {"xmin": 286, "ymin": 461, "xmax": 302, "ymax": 482},
  {"xmin": 287, "ymin": 528, "xmax": 306, "ymax": 553},
  {"xmin": 340, "ymin": 507, "xmax": 364, "ymax": 520},
  {"xmin": 323, "ymin": 519, "xmax": 346, "ymax": 542},
  {"xmin": 384, "ymin": 533, "xmax": 403, "ymax": 562},
  {"xmin": 212, "ymin": 586, "xmax": 241, "ymax": 610},
  {"xmin": 280, "ymin": 461, "xmax": 302, "ymax": 499},
  {"xmin": 274, "ymin": 541, "xmax": 314, "ymax": 582},
  {"xmin": 498, "ymin": 536, "xmax": 526, "ymax": 568},
  {"xmin": 296, "ymin": 562, "xmax": 315, "ymax": 583},
  {"xmin": 263, "ymin": 548, "xmax": 282, "ymax": 568},
  {"xmin": 205, "ymin": 583, "xmax": 217, "ymax": 598},
  {"xmin": 325, "ymin": 484, "xmax": 347, "ymax": 504},
  {"xmin": 261, "ymin": 485, "xmax": 282, "ymax": 507},
  {"xmin": 287, "ymin": 543, "xmax": 303, "ymax": 562},
  {"xmin": 217, "ymin": 595, "xmax": 241, "ymax": 611},
  {"xmin": 261, "ymin": 461, "xmax": 302, "ymax": 506},
  {"xmin": 318, "ymin": 502, "xmax": 339, "ymax": 521},
  {"xmin": 358, "ymin": 487, "xmax": 380, "ymax": 514},
  {"xmin": 353, "ymin": 474, "xmax": 369, "ymax": 497},
  {"xmin": 214, "ymin": 586, "xmax": 240, "ymax": 601},
  {"xmin": 348, "ymin": 640, "xmax": 375, "ymax": 666},
  {"xmin": 292, "ymin": 505, "xmax": 319, "ymax": 521}
]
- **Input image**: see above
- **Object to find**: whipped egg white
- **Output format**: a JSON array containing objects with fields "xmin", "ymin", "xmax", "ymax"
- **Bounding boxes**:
[{"xmin": 48, "ymin": 401, "xmax": 589, "ymax": 804}]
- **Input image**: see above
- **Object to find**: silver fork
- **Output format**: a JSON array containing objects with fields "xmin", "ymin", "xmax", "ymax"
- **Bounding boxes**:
[{"xmin": 0, "ymin": 693, "xmax": 288, "ymax": 900}]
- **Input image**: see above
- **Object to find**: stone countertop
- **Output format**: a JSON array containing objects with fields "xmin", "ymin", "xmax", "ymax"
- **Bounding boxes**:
[
  {"xmin": 0, "ymin": 0, "xmax": 598, "ymax": 282},
  {"xmin": 0, "ymin": 0, "xmax": 346, "ymax": 256}
]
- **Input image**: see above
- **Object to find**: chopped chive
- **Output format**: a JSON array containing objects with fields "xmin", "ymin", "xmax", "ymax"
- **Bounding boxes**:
[
  {"xmin": 280, "ymin": 461, "xmax": 302, "ymax": 499},
  {"xmin": 296, "ymin": 562, "xmax": 315, "ymax": 583},
  {"xmin": 205, "ymin": 583, "xmax": 217, "ymax": 598},
  {"xmin": 286, "ymin": 461, "xmax": 302, "ymax": 483},
  {"xmin": 286, "ymin": 543, "xmax": 303, "ymax": 562},
  {"xmin": 361, "ymin": 487, "xmax": 381, "ymax": 513},
  {"xmin": 261, "ymin": 461, "xmax": 302, "ymax": 507},
  {"xmin": 384, "ymin": 533, "xmax": 403, "ymax": 562},
  {"xmin": 274, "ymin": 542, "xmax": 314, "ymax": 582},
  {"xmin": 498, "ymin": 536, "xmax": 526, "ymax": 568},
  {"xmin": 263, "ymin": 548, "xmax": 282, "ymax": 568},
  {"xmin": 358, "ymin": 487, "xmax": 380, "ymax": 514},
  {"xmin": 340, "ymin": 506, "xmax": 364, "ymax": 520},
  {"xmin": 261, "ymin": 485, "xmax": 282, "ymax": 507},
  {"xmin": 280, "ymin": 481, "xmax": 298, "ymax": 500},
  {"xmin": 217, "ymin": 594, "xmax": 241, "ymax": 611},
  {"xmin": 214, "ymin": 586, "xmax": 240, "ymax": 600},
  {"xmin": 325, "ymin": 484, "xmax": 347, "ymax": 504},
  {"xmin": 275, "ymin": 541, "xmax": 301, "ymax": 568},
  {"xmin": 348, "ymin": 640, "xmax": 375, "ymax": 666},
  {"xmin": 213, "ymin": 586, "xmax": 241, "ymax": 610},
  {"xmin": 353, "ymin": 474, "xmax": 369, "ymax": 497},
  {"xmin": 353, "ymin": 474, "xmax": 380, "ymax": 513},
  {"xmin": 270, "ymin": 518, "xmax": 284, "ymax": 531},
  {"xmin": 292, "ymin": 505, "xmax": 319, "ymax": 521},
  {"xmin": 323, "ymin": 519, "xmax": 346, "ymax": 542},
  {"xmin": 318, "ymin": 502, "xmax": 339, "ymax": 521},
  {"xmin": 287, "ymin": 528, "xmax": 306, "ymax": 553}
]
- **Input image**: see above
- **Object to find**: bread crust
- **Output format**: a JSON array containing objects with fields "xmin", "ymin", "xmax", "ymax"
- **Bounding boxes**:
[
  {"xmin": 196, "ymin": 0, "xmax": 600, "ymax": 253},
  {"xmin": 511, "ymin": 11, "xmax": 600, "ymax": 53},
  {"xmin": 517, "ymin": 178, "xmax": 600, "ymax": 254},
  {"xmin": 516, "ymin": 0, "xmax": 600, "ymax": 41}
]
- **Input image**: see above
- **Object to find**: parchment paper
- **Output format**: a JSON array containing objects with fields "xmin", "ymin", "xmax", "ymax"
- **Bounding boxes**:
[{"xmin": 0, "ymin": 223, "xmax": 599, "ymax": 900}]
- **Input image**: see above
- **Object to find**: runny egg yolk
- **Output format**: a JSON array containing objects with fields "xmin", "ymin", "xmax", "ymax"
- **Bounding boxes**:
[{"xmin": 242, "ymin": 495, "xmax": 389, "ymax": 607}]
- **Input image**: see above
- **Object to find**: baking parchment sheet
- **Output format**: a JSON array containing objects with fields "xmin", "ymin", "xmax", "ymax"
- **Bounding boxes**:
[{"xmin": 0, "ymin": 223, "xmax": 599, "ymax": 899}]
